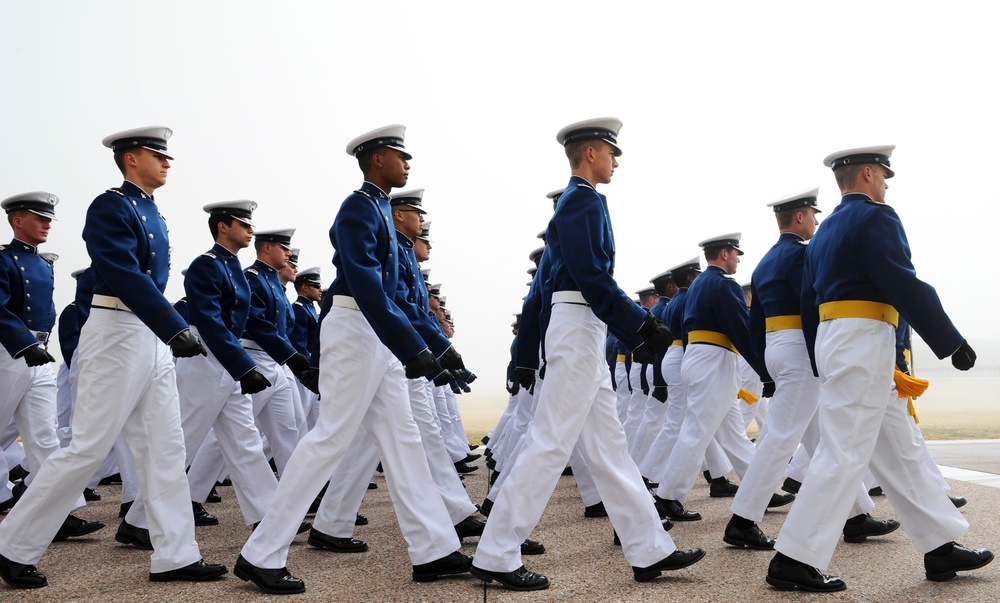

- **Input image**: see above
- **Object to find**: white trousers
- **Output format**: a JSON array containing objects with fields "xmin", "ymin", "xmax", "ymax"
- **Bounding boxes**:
[
  {"xmin": 473, "ymin": 303, "xmax": 675, "ymax": 573},
  {"xmin": 132, "ymin": 351, "xmax": 277, "ymax": 525},
  {"xmin": 313, "ymin": 426, "xmax": 380, "ymax": 537},
  {"xmin": 658, "ymin": 344, "xmax": 753, "ymax": 502},
  {"xmin": 0, "ymin": 310, "xmax": 201, "ymax": 572},
  {"xmin": 630, "ymin": 366, "xmax": 669, "ymax": 462},
  {"xmin": 241, "ymin": 307, "xmax": 459, "ymax": 569},
  {"xmin": 0, "ymin": 354, "xmax": 60, "ymax": 490},
  {"xmin": 775, "ymin": 319, "xmax": 968, "ymax": 569}
]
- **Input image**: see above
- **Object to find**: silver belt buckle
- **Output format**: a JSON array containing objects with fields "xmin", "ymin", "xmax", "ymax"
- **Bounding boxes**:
[{"xmin": 34, "ymin": 331, "xmax": 50, "ymax": 346}]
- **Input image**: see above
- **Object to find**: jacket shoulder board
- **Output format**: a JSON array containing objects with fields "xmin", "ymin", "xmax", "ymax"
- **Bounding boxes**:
[
  {"xmin": 201, "ymin": 251, "xmax": 218, "ymax": 259},
  {"xmin": 105, "ymin": 187, "xmax": 126, "ymax": 197}
]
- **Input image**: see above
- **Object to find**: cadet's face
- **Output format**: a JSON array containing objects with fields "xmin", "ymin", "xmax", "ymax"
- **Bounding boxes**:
[
  {"xmin": 870, "ymin": 166, "xmax": 889, "ymax": 203},
  {"xmin": 279, "ymin": 262, "xmax": 297, "ymax": 284},
  {"xmin": 802, "ymin": 207, "xmax": 820, "ymax": 240},
  {"xmin": 380, "ymin": 149, "xmax": 410, "ymax": 189},
  {"xmin": 264, "ymin": 242, "xmax": 291, "ymax": 270},
  {"xmin": 222, "ymin": 220, "xmax": 253, "ymax": 250},
  {"xmin": 302, "ymin": 282, "xmax": 322, "ymax": 302},
  {"xmin": 130, "ymin": 148, "xmax": 170, "ymax": 190},
  {"xmin": 14, "ymin": 213, "xmax": 51, "ymax": 246},
  {"xmin": 722, "ymin": 248, "xmax": 740, "ymax": 275},
  {"xmin": 592, "ymin": 142, "xmax": 618, "ymax": 184},
  {"xmin": 394, "ymin": 207, "xmax": 423, "ymax": 241},
  {"xmin": 413, "ymin": 237, "xmax": 431, "ymax": 262}
]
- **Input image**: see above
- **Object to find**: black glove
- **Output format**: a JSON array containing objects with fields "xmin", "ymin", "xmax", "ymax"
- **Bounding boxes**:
[
  {"xmin": 631, "ymin": 344, "xmax": 656, "ymax": 365},
  {"xmin": 439, "ymin": 346, "xmax": 465, "ymax": 371},
  {"xmin": 18, "ymin": 344, "xmax": 56, "ymax": 367},
  {"xmin": 506, "ymin": 382, "xmax": 520, "ymax": 395},
  {"xmin": 239, "ymin": 369, "xmax": 272, "ymax": 395},
  {"xmin": 405, "ymin": 349, "xmax": 438, "ymax": 378},
  {"xmin": 512, "ymin": 367, "xmax": 535, "ymax": 390},
  {"xmin": 459, "ymin": 368, "xmax": 477, "ymax": 384},
  {"xmin": 299, "ymin": 367, "xmax": 320, "ymax": 394},
  {"xmin": 432, "ymin": 370, "xmax": 452, "ymax": 386},
  {"xmin": 284, "ymin": 352, "xmax": 310, "ymax": 374},
  {"xmin": 651, "ymin": 386, "xmax": 668, "ymax": 403},
  {"xmin": 462, "ymin": 384, "xmax": 472, "ymax": 393},
  {"xmin": 169, "ymin": 329, "xmax": 207, "ymax": 358},
  {"xmin": 951, "ymin": 340, "xmax": 976, "ymax": 371},
  {"xmin": 637, "ymin": 313, "xmax": 673, "ymax": 353},
  {"xmin": 762, "ymin": 381, "xmax": 776, "ymax": 398}
]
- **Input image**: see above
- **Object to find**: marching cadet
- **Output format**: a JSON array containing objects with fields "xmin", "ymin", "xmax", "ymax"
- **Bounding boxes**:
[
  {"xmin": 161, "ymin": 202, "xmax": 280, "ymax": 532},
  {"xmin": 0, "ymin": 192, "xmax": 104, "ymax": 541},
  {"xmin": 768, "ymin": 146, "xmax": 992, "ymax": 591},
  {"xmin": 0, "ymin": 127, "xmax": 226, "ymax": 589},
  {"xmin": 236, "ymin": 125, "xmax": 471, "ymax": 594},
  {"xmin": 472, "ymin": 118, "xmax": 704, "ymax": 591},
  {"xmin": 290, "ymin": 266, "xmax": 322, "ymax": 430},
  {"xmin": 621, "ymin": 287, "xmax": 658, "ymax": 448},
  {"xmin": 629, "ymin": 283, "xmax": 671, "ymax": 463},
  {"xmin": 655, "ymin": 234, "xmax": 789, "ymax": 523},
  {"xmin": 277, "ymin": 249, "xmax": 309, "ymax": 438}
]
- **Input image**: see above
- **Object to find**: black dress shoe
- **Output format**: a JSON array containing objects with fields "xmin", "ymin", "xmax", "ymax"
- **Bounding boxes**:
[
  {"xmin": 843, "ymin": 514, "xmax": 900, "ymax": 543},
  {"xmin": 489, "ymin": 471, "xmax": 499, "ymax": 485},
  {"xmin": 206, "ymin": 487, "xmax": 222, "ymax": 503},
  {"xmin": 217, "ymin": 477, "xmax": 233, "ymax": 487},
  {"xmin": 723, "ymin": 521, "xmax": 775, "ymax": 550},
  {"xmin": 98, "ymin": 472, "xmax": 122, "ymax": 485},
  {"xmin": 0, "ymin": 552, "xmax": 46, "ymax": 589},
  {"xmin": 0, "ymin": 496, "xmax": 16, "ymax": 514},
  {"xmin": 520, "ymin": 539, "xmax": 545, "ymax": 555},
  {"xmin": 355, "ymin": 513, "xmax": 368, "ymax": 526},
  {"xmin": 149, "ymin": 559, "xmax": 227, "ymax": 582},
  {"xmin": 367, "ymin": 481, "xmax": 378, "ymax": 490},
  {"xmin": 462, "ymin": 453, "xmax": 482, "ymax": 463},
  {"xmin": 653, "ymin": 495, "xmax": 701, "ymax": 521},
  {"xmin": 192, "ymin": 501, "xmax": 219, "ymax": 526},
  {"xmin": 470, "ymin": 443, "xmax": 479, "ymax": 450},
  {"xmin": 83, "ymin": 488, "xmax": 101, "ymax": 502},
  {"xmin": 455, "ymin": 462, "xmax": 479, "ymax": 474},
  {"xmin": 455, "ymin": 516, "xmax": 486, "ymax": 539},
  {"xmin": 781, "ymin": 477, "xmax": 801, "ymax": 494},
  {"xmin": 767, "ymin": 492, "xmax": 795, "ymax": 508},
  {"xmin": 115, "ymin": 520, "xmax": 153, "ymax": 550},
  {"xmin": 633, "ymin": 548, "xmax": 707, "ymax": 581},
  {"xmin": 307, "ymin": 528, "xmax": 368, "ymax": 553},
  {"xmin": 307, "ymin": 496, "xmax": 321, "ymax": 515},
  {"xmin": 868, "ymin": 485, "xmax": 883, "ymax": 496},
  {"xmin": 709, "ymin": 476, "xmax": 739, "ymax": 497},
  {"xmin": 950, "ymin": 495, "xmax": 967, "ymax": 508},
  {"xmin": 480, "ymin": 497, "xmax": 493, "ymax": 517},
  {"xmin": 766, "ymin": 553, "xmax": 846, "ymax": 592},
  {"xmin": 925, "ymin": 542, "xmax": 994, "ymax": 581},
  {"xmin": 584, "ymin": 501, "xmax": 608, "ymax": 518},
  {"xmin": 642, "ymin": 477, "xmax": 659, "ymax": 490},
  {"xmin": 486, "ymin": 457, "xmax": 497, "ymax": 470},
  {"xmin": 412, "ymin": 551, "xmax": 473, "ymax": 582},
  {"xmin": 470, "ymin": 564, "xmax": 549, "ymax": 591},
  {"xmin": 119, "ymin": 500, "xmax": 134, "ymax": 518},
  {"xmin": 615, "ymin": 519, "xmax": 672, "ymax": 546},
  {"xmin": 52, "ymin": 515, "xmax": 105, "ymax": 542},
  {"xmin": 8, "ymin": 464, "xmax": 28, "ymax": 483},
  {"xmin": 234, "ymin": 554, "xmax": 305, "ymax": 594}
]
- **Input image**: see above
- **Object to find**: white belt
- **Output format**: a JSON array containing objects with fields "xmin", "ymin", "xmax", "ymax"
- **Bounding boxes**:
[
  {"xmin": 240, "ymin": 338, "xmax": 264, "ymax": 351},
  {"xmin": 552, "ymin": 291, "xmax": 588, "ymax": 305},
  {"xmin": 92, "ymin": 294, "xmax": 132, "ymax": 313},
  {"xmin": 332, "ymin": 295, "xmax": 360, "ymax": 311}
]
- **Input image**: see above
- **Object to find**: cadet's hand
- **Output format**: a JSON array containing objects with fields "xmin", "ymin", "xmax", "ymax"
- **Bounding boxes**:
[
  {"xmin": 169, "ymin": 329, "xmax": 207, "ymax": 358},
  {"xmin": 762, "ymin": 381, "xmax": 776, "ymax": 398},
  {"xmin": 239, "ymin": 369, "xmax": 272, "ymax": 395},
  {"xmin": 459, "ymin": 368, "xmax": 477, "ymax": 384},
  {"xmin": 300, "ymin": 368, "xmax": 320, "ymax": 394},
  {"xmin": 439, "ymin": 346, "xmax": 465, "ymax": 371},
  {"xmin": 506, "ymin": 382, "xmax": 520, "ymax": 395},
  {"xmin": 651, "ymin": 386, "xmax": 668, "ymax": 403},
  {"xmin": 512, "ymin": 367, "xmax": 535, "ymax": 390},
  {"xmin": 405, "ymin": 349, "xmax": 438, "ymax": 378},
  {"xmin": 631, "ymin": 344, "xmax": 657, "ymax": 365},
  {"xmin": 19, "ymin": 344, "xmax": 56, "ymax": 367},
  {"xmin": 432, "ymin": 370, "xmax": 453, "ymax": 386},
  {"xmin": 951, "ymin": 340, "xmax": 976, "ymax": 371},
  {"xmin": 637, "ymin": 313, "xmax": 673, "ymax": 353},
  {"xmin": 284, "ymin": 352, "xmax": 310, "ymax": 374}
]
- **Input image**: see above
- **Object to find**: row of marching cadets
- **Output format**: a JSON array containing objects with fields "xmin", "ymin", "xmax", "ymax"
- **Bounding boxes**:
[
  {"xmin": 482, "ymin": 128, "xmax": 992, "ymax": 593},
  {"xmin": 0, "ymin": 123, "xmax": 479, "ymax": 593}
]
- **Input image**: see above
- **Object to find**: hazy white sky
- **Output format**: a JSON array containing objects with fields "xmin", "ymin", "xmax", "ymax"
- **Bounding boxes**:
[{"xmin": 3, "ymin": 1, "xmax": 998, "ymax": 414}]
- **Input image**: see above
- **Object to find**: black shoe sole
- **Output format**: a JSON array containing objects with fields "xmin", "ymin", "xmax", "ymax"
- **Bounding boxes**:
[
  {"xmin": 633, "ymin": 549, "xmax": 707, "ymax": 582},
  {"xmin": 412, "ymin": 567, "xmax": 471, "ymax": 582},
  {"xmin": 469, "ymin": 567, "xmax": 549, "ymax": 591},
  {"xmin": 926, "ymin": 552, "xmax": 994, "ymax": 582},
  {"xmin": 53, "ymin": 523, "xmax": 105, "ymax": 542},
  {"xmin": 149, "ymin": 568, "xmax": 228, "ymax": 582},
  {"xmin": 723, "ymin": 535, "xmax": 774, "ymax": 550},
  {"xmin": 115, "ymin": 534, "xmax": 153, "ymax": 551},
  {"xmin": 843, "ymin": 523, "xmax": 899, "ymax": 543},
  {"xmin": 765, "ymin": 575, "xmax": 846, "ymax": 592},
  {"xmin": 233, "ymin": 564, "xmax": 306, "ymax": 594}
]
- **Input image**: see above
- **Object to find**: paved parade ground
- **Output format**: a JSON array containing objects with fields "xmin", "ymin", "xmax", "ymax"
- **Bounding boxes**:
[{"xmin": 3, "ymin": 441, "xmax": 998, "ymax": 603}]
